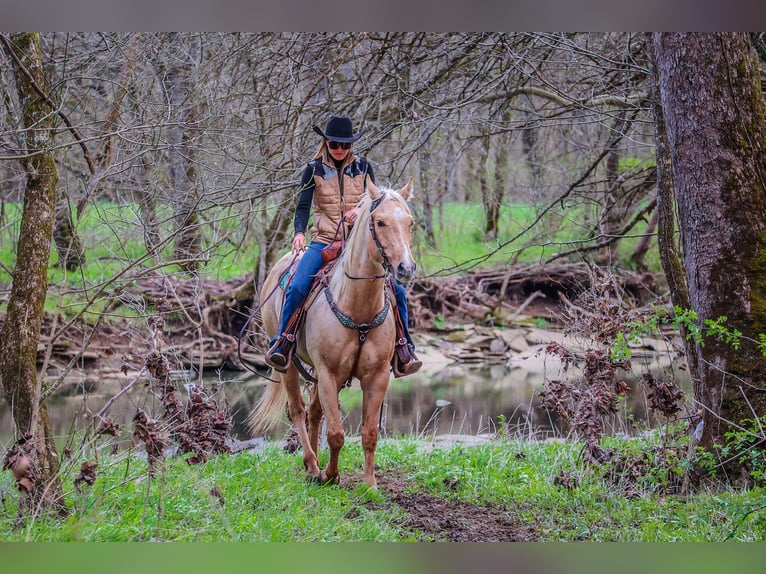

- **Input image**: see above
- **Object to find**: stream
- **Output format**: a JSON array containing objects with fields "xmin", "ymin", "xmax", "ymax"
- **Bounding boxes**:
[{"xmin": 0, "ymin": 341, "xmax": 691, "ymax": 448}]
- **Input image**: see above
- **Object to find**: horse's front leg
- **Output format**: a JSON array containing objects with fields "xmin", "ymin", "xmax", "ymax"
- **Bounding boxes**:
[
  {"xmin": 314, "ymin": 369, "xmax": 344, "ymax": 485},
  {"xmin": 359, "ymin": 371, "xmax": 390, "ymax": 489},
  {"xmin": 283, "ymin": 368, "xmax": 321, "ymax": 481}
]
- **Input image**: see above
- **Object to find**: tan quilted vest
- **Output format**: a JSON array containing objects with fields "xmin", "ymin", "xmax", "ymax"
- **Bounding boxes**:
[{"xmin": 309, "ymin": 153, "xmax": 369, "ymax": 244}]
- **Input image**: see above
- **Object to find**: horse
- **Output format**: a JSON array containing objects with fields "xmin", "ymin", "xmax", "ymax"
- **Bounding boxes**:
[{"xmin": 249, "ymin": 177, "xmax": 416, "ymax": 488}]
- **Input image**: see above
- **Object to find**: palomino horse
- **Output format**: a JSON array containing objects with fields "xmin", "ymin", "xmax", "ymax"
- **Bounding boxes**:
[{"xmin": 250, "ymin": 177, "xmax": 416, "ymax": 488}]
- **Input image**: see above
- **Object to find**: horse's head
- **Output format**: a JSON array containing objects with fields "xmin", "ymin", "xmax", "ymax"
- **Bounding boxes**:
[{"xmin": 366, "ymin": 177, "xmax": 417, "ymax": 284}]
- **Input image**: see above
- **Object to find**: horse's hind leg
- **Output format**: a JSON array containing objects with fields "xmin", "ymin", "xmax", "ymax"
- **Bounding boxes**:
[{"xmin": 283, "ymin": 368, "xmax": 321, "ymax": 480}]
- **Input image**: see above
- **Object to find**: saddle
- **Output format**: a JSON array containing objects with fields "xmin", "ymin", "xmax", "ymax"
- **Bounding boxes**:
[
  {"xmin": 274, "ymin": 241, "xmax": 347, "ymax": 365},
  {"xmin": 321, "ymin": 239, "xmax": 343, "ymax": 264}
]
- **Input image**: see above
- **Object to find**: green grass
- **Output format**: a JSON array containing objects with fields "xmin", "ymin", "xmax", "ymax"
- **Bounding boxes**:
[
  {"xmin": 413, "ymin": 202, "xmax": 538, "ymax": 274},
  {"xmin": 400, "ymin": 438, "xmax": 763, "ymax": 542},
  {"xmin": 2, "ymin": 435, "xmax": 763, "ymax": 542},
  {"xmin": 2, "ymin": 444, "xmax": 406, "ymax": 542},
  {"xmin": 413, "ymin": 201, "xmax": 660, "ymax": 276},
  {"xmin": 0, "ymin": 201, "xmax": 259, "ymax": 318}
]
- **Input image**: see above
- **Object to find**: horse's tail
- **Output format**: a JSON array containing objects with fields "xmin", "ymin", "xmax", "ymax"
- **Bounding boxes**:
[{"xmin": 249, "ymin": 380, "xmax": 288, "ymax": 436}]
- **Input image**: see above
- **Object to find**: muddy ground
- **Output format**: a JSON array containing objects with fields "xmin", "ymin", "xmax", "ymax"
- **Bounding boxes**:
[{"xmin": 367, "ymin": 474, "xmax": 539, "ymax": 542}]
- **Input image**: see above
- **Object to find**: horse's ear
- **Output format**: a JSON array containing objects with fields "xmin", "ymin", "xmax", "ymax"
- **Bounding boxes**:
[
  {"xmin": 367, "ymin": 176, "xmax": 382, "ymax": 200},
  {"xmin": 399, "ymin": 176, "xmax": 413, "ymax": 201}
]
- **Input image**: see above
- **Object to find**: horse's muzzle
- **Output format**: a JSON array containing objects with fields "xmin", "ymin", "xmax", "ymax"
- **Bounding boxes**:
[{"xmin": 396, "ymin": 261, "xmax": 417, "ymax": 284}]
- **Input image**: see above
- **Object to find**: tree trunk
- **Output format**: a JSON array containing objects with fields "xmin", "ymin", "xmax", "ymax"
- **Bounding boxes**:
[
  {"xmin": 137, "ymin": 153, "xmax": 162, "ymax": 259},
  {"xmin": 628, "ymin": 204, "xmax": 658, "ymax": 272},
  {"xmin": 596, "ymin": 111, "xmax": 633, "ymax": 265},
  {"xmin": 163, "ymin": 34, "xmax": 202, "ymax": 272},
  {"xmin": 418, "ymin": 140, "xmax": 437, "ymax": 249},
  {"xmin": 652, "ymin": 33, "xmax": 766, "ymax": 453},
  {"xmin": 53, "ymin": 198, "xmax": 85, "ymax": 270},
  {"xmin": 487, "ymin": 131, "xmax": 509, "ymax": 241},
  {"xmin": 521, "ymin": 124, "xmax": 543, "ymax": 189},
  {"xmin": 0, "ymin": 32, "xmax": 64, "ymax": 510},
  {"xmin": 646, "ymin": 34, "xmax": 700, "ymax": 381},
  {"xmin": 477, "ymin": 132, "xmax": 496, "ymax": 240}
]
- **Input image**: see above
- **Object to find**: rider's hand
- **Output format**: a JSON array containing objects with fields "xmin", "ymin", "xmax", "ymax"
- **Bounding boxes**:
[
  {"xmin": 292, "ymin": 232, "xmax": 306, "ymax": 253},
  {"xmin": 344, "ymin": 207, "xmax": 360, "ymax": 224}
]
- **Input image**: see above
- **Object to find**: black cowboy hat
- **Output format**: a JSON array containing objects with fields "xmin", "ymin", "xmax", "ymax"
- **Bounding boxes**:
[{"xmin": 312, "ymin": 115, "xmax": 364, "ymax": 143}]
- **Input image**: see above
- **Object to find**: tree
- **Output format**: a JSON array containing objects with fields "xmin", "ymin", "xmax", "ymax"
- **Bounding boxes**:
[
  {"xmin": 650, "ymin": 33, "xmax": 766, "ymax": 458},
  {"xmin": 0, "ymin": 32, "xmax": 64, "ymax": 510},
  {"xmin": 159, "ymin": 33, "xmax": 204, "ymax": 272}
]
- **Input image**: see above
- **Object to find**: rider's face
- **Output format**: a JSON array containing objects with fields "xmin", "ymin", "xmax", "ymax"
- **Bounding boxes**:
[{"xmin": 327, "ymin": 140, "xmax": 351, "ymax": 161}]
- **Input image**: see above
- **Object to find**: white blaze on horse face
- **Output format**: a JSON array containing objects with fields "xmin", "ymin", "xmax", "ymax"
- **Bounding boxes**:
[{"xmin": 370, "ymin": 191, "xmax": 416, "ymax": 283}]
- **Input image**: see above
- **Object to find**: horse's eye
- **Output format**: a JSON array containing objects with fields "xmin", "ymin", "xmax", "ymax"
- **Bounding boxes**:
[{"xmin": 376, "ymin": 219, "xmax": 386, "ymax": 227}]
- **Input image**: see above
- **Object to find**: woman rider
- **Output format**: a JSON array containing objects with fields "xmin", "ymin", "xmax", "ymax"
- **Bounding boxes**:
[{"xmin": 265, "ymin": 115, "xmax": 422, "ymax": 377}]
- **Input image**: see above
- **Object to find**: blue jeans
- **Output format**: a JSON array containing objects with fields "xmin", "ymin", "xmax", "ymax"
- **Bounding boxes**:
[
  {"xmin": 272, "ymin": 241, "xmax": 415, "ymax": 351},
  {"xmin": 273, "ymin": 242, "xmax": 325, "ymax": 344},
  {"xmin": 392, "ymin": 281, "xmax": 414, "ymax": 348}
]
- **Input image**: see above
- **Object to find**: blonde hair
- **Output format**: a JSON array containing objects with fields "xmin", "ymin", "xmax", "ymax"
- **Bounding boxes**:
[{"xmin": 313, "ymin": 140, "xmax": 327, "ymax": 159}]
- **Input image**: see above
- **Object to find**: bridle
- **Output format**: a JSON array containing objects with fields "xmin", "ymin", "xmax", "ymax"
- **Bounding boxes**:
[{"xmin": 368, "ymin": 194, "xmax": 393, "ymax": 273}]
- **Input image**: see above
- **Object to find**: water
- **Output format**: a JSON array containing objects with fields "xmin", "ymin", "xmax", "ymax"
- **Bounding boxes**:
[{"xmin": 0, "ymin": 353, "xmax": 691, "ymax": 446}]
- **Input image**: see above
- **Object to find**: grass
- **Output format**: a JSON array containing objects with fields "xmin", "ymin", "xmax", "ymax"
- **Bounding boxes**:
[
  {"xmin": 2, "ymin": 444, "xmax": 405, "ymax": 542},
  {"xmin": 0, "ymin": 201, "xmax": 260, "ymax": 317},
  {"xmin": 2, "ymin": 434, "xmax": 764, "ymax": 542}
]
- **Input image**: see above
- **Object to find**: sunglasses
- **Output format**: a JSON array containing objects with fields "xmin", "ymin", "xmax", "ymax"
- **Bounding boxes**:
[{"xmin": 327, "ymin": 141, "xmax": 351, "ymax": 150}]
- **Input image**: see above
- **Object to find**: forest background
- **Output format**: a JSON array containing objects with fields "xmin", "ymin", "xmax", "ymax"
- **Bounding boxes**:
[{"xmin": 1, "ymin": 33, "xmax": 766, "ymax": 537}]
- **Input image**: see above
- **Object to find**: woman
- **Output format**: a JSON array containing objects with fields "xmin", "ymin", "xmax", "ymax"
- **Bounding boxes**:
[{"xmin": 265, "ymin": 115, "xmax": 422, "ymax": 377}]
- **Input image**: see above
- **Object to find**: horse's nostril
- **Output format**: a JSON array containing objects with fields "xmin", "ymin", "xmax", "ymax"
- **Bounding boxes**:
[{"xmin": 398, "ymin": 262, "xmax": 415, "ymax": 278}]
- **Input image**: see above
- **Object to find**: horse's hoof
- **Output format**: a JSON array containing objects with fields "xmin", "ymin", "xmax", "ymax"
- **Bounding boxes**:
[
  {"xmin": 306, "ymin": 473, "xmax": 323, "ymax": 485},
  {"xmin": 308, "ymin": 471, "xmax": 339, "ymax": 486}
]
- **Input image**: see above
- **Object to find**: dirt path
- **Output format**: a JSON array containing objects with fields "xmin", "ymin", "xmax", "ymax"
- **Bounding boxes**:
[{"xmin": 355, "ymin": 473, "xmax": 539, "ymax": 542}]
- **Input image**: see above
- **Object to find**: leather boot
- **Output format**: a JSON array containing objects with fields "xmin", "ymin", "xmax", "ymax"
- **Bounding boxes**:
[
  {"xmin": 265, "ymin": 337, "xmax": 289, "ymax": 373},
  {"xmin": 392, "ymin": 345, "xmax": 422, "ymax": 378}
]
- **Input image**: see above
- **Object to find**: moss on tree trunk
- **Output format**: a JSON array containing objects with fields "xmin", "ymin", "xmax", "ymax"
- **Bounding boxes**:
[
  {"xmin": 651, "ymin": 33, "xmax": 766, "ymax": 452},
  {"xmin": 0, "ymin": 32, "xmax": 64, "ymax": 509}
]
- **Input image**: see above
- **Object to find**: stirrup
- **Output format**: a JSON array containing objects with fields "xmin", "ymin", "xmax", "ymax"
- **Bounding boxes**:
[
  {"xmin": 265, "ymin": 334, "xmax": 294, "ymax": 373},
  {"xmin": 392, "ymin": 344, "xmax": 422, "ymax": 378}
]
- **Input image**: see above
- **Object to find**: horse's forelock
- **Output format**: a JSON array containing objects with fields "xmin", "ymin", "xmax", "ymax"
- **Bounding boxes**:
[{"xmin": 376, "ymin": 187, "xmax": 412, "ymax": 214}]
